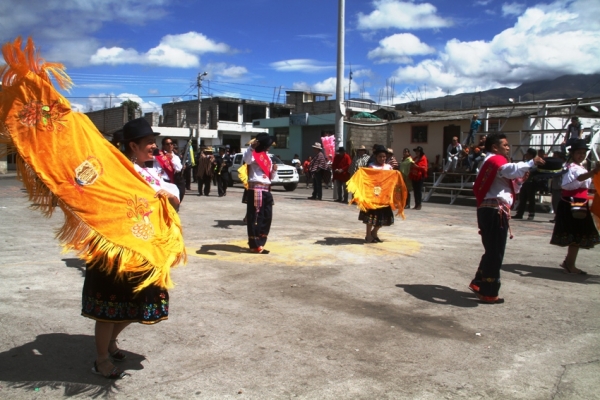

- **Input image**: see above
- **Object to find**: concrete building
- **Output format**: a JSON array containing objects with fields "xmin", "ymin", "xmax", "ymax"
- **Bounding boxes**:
[
  {"xmin": 252, "ymin": 90, "xmax": 398, "ymax": 163},
  {"xmin": 161, "ymin": 97, "xmax": 295, "ymax": 152},
  {"xmin": 389, "ymin": 97, "xmax": 600, "ymax": 172}
]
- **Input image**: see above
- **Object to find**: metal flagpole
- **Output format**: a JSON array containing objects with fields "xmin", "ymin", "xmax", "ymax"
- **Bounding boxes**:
[{"xmin": 334, "ymin": 0, "xmax": 345, "ymax": 149}]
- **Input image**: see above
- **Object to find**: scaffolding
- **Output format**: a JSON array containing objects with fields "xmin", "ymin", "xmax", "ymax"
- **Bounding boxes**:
[{"xmin": 424, "ymin": 97, "xmax": 600, "ymax": 204}]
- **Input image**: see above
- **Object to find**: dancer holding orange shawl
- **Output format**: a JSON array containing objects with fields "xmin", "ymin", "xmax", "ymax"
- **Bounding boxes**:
[
  {"xmin": 347, "ymin": 145, "xmax": 407, "ymax": 243},
  {"xmin": 0, "ymin": 38, "xmax": 186, "ymax": 379}
]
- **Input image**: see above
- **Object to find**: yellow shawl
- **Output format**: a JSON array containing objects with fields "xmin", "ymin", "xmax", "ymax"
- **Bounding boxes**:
[
  {"xmin": 0, "ymin": 37, "xmax": 186, "ymax": 291},
  {"xmin": 347, "ymin": 168, "xmax": 407, "ymax": 219},
  {"xmin": 591, "ymin": 174, "xmax": 600, "ymax": 229},
  {"xmin": 238, "ymin": 164, "xmax": 249, "ymax": 189}
]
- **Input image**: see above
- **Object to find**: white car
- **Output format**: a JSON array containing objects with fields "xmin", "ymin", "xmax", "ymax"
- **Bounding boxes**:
[{"xmin": 230, "ymin": 152, "xmax": 299, "ymax": 191}]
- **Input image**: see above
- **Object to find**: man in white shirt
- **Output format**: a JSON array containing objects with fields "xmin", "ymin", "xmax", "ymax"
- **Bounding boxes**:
[
  {"xmin": 470, "ymin": 133, "xmax": 544, "ymax": 304},
  {"xmin": 243, "ymin": 133, "xmax": 278, "ymax": 254}
]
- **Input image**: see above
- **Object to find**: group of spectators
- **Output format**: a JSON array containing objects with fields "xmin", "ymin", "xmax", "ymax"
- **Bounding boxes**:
[{"xmin": 194, "ymin": 146, "xmax": 233, "ymax": 197}]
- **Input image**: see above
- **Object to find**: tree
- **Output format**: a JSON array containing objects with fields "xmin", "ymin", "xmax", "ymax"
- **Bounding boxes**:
[{"xmin": 121, "ymin": 99, "xmax": 140, "ymax": 121}]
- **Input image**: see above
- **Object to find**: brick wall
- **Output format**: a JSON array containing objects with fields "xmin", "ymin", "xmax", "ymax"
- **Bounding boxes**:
[
  {"xmin": 85, "ymin": 106, "xmax": 128, "ymax": 137},
  {"xmin": 346, "ymin": 121, "xmax": 392, "ymax": 156}
]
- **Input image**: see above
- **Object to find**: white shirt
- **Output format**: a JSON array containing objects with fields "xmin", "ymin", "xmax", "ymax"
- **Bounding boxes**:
[
  {"xmin": 562, "ymin": 163, "xmax": 591, "ymax": 190},
  {"xmin": 480, "ymin": 153, "xmax": 534, "ymax": 206},
  {"xmin": 153, "ymin": 152, "xmax": 183, "ymax": 182},
  {"xmin": 368, "ymin": 163, "xmax": 392, "ymax": 170},
  {"xmin": 133, "ymin": 164, "xmax": 180, "ymax": 199},
  {"xmin": 243, "ymin": 147, "xmax": 276, "ymax": 184}
]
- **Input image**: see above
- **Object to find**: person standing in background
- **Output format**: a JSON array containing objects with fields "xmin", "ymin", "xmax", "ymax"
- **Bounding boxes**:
[
  {"xmin": 308, "ymin": 143, "xmax": 327, "ymax": 201},
  {"xmin": 332, "ymin": 147, "xmax": 352, "ymax": 203},
  {"xmin": 409, "ymin": 146, "xmax": 428, "ymax": 210},
  {"xmin": 399, "ymin": 148, "xmax": 414, "ymax": 209},
  {"xmin": 464, "ymin": 114, "xmax": 482, "ymax": 146}
]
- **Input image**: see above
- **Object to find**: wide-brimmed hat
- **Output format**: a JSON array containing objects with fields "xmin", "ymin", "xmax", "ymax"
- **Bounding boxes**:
[
  {"xmin": 413, "ymin": 146, "xmax": 424, "ymax": 154},
  {"xmin": 531, "ymin": 157, "xmax": 566, "ymax": 179},
  {"xmin": 123, "ymin": 118, "xmax": 159, "ymax": 142},
  {"xmin": 568, "ymin": 139, "xmax": 589, "ymax": 152},
  {"xmin": 204, "ymin": 147, "xmax": 214, "ymax": 153},
  {"xmin": 338, "ymin": 146, "xmax": 346, "ymax": 152},
  {"xmin": 255, "ymin": 132, "xmax": 275, "ymax": 152},
  {"xmin": 312, "ymin": 142, "xmax": 323, "ymax": 150},
  {"xmin": 373, "ymin": 145, "xmax": 387, "ymax": 155},
  {"xmin": 356, "ymin": 145, "xmax": 367, "ymax": 152},
  {"xmin": 386, "ymin": 148, "xmax": 394, "ymax": 154}
]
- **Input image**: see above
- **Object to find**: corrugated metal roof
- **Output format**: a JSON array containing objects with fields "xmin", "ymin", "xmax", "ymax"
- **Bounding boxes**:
[{"xmin": 389, "ymin": 106, "xmax": 542, "ymax": 124}]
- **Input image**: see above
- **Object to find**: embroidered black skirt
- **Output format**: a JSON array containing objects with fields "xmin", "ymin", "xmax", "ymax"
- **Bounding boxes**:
[
  {"xmin": 81, "ymin": 263, "xmax": 169, "ymax": 324},
  {"xmin": 358, "ymin": 206, "xmax": 394, "ymax": 227},
  {"xmin": 550, "ymin": 197, "xmax": 600, "ymax": 248}
]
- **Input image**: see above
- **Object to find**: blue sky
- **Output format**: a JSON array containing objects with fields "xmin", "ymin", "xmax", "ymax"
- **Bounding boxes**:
[{"xmin": 2, "ymin": 0, "xmax": 599, "ymax": 114}]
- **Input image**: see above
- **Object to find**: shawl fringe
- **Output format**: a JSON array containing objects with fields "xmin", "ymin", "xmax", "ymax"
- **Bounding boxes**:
[{"xmin": 1, "ymin": 37, "xmax": 72, "ymax": 91}]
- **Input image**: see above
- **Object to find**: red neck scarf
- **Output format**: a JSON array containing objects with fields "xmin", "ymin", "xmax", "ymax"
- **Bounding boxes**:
[
  {"xmin": 473, "ymin": 154, "xmax": 508, "ymax": 206},
  {"xmin": 155, "ymin": 151, "xmax": 175, "ymax": 182},
  {"xmin": 253, "ymin": 150, "xmax": 272, "ymax": 177}
]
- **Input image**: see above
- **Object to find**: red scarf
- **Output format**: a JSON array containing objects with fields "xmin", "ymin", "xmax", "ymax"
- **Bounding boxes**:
[
  {"xmin": 473, "ymin": 154, "xmax": 508, "ymax": 206},
  {"xmin": 155, "ymin": 151, "xmax": 175, "ymax": 182},
  {"xmin": 253, "ymin": 150, "xmax": 272, "ymax": 177}
]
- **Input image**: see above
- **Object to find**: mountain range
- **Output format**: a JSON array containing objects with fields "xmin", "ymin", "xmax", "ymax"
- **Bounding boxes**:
[{"xmin": 396, "ymin": 74, "xmax": 600, "ymax": 112}]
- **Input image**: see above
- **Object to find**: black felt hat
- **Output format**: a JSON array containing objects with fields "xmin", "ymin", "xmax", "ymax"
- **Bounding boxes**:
[
  {"xmin": 568, "ymin": 139, "xmax": 589, "ymax": 152},
  {"xmin": 123, "ymin": 118, "xmax": 159, "ymax": 142},
  {"xmin": 255, "ymin": 132, "xmax": 275, "ymax": 153},
  {"xmin": 530, "ymin": 157, "xmax": 566, "ymax": 180},
  {"xmin": 373, "ymin": 144, "xmax": 387, "ymax": 155}
]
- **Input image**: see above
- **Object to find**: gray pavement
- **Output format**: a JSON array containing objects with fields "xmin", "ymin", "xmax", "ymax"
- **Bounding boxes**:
[{"xmin": 0, "ymin": 177, "xmax": 599, "ymax": 399}]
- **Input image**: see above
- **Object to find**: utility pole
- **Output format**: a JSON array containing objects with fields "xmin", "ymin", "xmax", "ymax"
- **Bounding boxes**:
[
  {"xmin": 197, "ymin": 72, "xmax": 207, "ymax": 141},
  {"xmin": 347, "ymin": 66, "xmax": 353, "ymax": 101},
  {"xmin": 334, "ymin": 0, "xmax": 345, "ymax": 149}
]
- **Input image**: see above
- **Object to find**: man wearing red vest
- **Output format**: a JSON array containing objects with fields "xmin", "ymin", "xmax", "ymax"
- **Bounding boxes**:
[
  {"xmin": 470, "ymin": 133, "xmax": 544, "ymax": 304},
  {"xmin": 332, "ymin": 147, "xmax": 352, "ymax": 203}
]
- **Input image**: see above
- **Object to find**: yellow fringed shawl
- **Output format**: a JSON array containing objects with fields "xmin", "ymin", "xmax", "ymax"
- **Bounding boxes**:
[
  {"xmin": 0, "ymin": 37, "xmax": 186, "ymax": 291},
  {"xmin": 238, "ymin": 164, "xmax": 249, "ymax": 189},
  {"xmin": 347, "ymin": 168, "xmax": 408, "ymax": 219}
]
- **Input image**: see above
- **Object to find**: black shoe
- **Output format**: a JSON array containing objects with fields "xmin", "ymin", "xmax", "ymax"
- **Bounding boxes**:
[
  {"xmin": 513, "ymin": 215, "xmax": 523, "ymax": 219},
  {"xmin": 308, "ymin": 197, "xmax": 317, "ymax": 200}
]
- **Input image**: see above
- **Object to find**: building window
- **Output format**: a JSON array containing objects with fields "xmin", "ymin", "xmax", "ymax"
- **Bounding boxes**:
[
  {"xmin": 271, "ymin": 107, "xmax": 291, "ymax": 118},
  {"xmin": 274, "ymin": 128, "xmax": 289, "ymax": 149},
  {"xmin": 219, "ymin": 102, "xmax": 238, "ymax": 122},
  {"xmin": 411, "ymin": 125, "xmax": 428, "ymax": 143},
  {"xmin": 243, "ymin": 104, "xmax": 267, "ymax": 122}
]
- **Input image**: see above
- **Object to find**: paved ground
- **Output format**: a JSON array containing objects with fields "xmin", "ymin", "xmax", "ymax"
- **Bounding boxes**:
[{"xmin": 0, "ymin": 176, "xmax": 599, "ymax": 399}]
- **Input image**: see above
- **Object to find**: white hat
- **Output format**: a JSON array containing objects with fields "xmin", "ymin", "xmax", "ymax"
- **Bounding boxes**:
[{"xmin": 312, "ymin": 142, "xmax": 323, "ymax": 149}]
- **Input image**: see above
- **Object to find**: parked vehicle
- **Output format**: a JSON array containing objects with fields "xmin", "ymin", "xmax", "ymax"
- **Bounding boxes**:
[{"xmin": 230, "ymin": 152, "xmax": 299, "ymax": 191}]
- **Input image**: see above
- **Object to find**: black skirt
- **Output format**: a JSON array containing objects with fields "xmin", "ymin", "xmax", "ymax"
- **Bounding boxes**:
[
  {"xmin": 358, "ymin": 206, "xmax": 394, "ymax": 227},
  {"xmin": 550, "ymin": 197, "xmax": 600, "ymax": 249},
  {"xmin": 81, "ymin": 263, "xmax": 169, "ymax": 324}
]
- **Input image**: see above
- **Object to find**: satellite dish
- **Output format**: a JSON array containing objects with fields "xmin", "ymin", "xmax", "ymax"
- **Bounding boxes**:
[
  {"xmin": 508, "ymin": 98, "xmax": 514, "ymax": 103},
  {"xmin": 590, "ymin": 106, "xmax": 599, "ymax": 112}
]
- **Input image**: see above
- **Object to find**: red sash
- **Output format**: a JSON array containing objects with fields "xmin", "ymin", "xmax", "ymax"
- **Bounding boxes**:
[
  {"xmin": 473, "ymin": 155, "xmax": 507, "ymax": 206},
  {"xmin": 155, "ymin": 151, "xmax": 175, "ymax": 182},
  {"xmin": 253, "ymin": 150, "xmax": 272, "ymax": 177}
]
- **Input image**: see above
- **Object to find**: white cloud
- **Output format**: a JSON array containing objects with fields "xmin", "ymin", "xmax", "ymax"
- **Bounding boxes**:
[
  {"xmin": 90, "ymin": 32, "xmax": 233, "ymax": 67},
  {"xmin": 270, "ymin": 59, "xmax": 335, "ymax": 73},
  {"xmin": 0, "ymin": 0, "xmax": 169, "ymax": 66},
  {"xmin": 205, "ymin": 62, "xmax": 249, "ymax": 79},
  {"xmin": 357, "ymin": 0, "xmax": 452, "ymax": 30},
  {"xmin": 367, "ymin": 33, "xmax": 436, "ymax": 64},
  {"xmin": 160, "ymin": 32, "xmax": 232, "ymax": 54},
  {"xmin": 390, "ymin": 0, "xmax": 600, "ymax": 97},
  {"xmin": 75, "ymin": 93, "xmax": 161, "ymax": 113},
  {"xmin": 502, "ymin": 2, "xmax": 526, "ymax": 16}
]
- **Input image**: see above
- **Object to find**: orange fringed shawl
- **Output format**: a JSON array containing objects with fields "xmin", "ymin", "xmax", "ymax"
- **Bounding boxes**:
[
  {"xmin": 347, "ymin": 168, "xmax": 408, "ymax": 219},
  {"xmin": 0, "ymin": 37, "xmax": 186, "ymax": 291}
]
